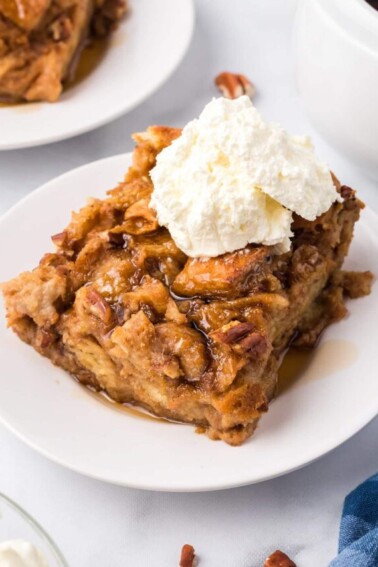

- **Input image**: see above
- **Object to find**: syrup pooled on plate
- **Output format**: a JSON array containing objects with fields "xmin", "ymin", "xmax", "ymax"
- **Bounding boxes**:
[
  {"xmin": 86, "ymin": 387, "xmax": 169, "ymax": 424},
  {"xmin": 277, "ymin": 348, "xmax": 315, "ymax": 395},
  {"xmin": 66, "ymin": 38, "xmax": 109, "ymax": 90},
  {"xmin": 277, "ymin": 340, "xmax": 359, "ymax": 395}
]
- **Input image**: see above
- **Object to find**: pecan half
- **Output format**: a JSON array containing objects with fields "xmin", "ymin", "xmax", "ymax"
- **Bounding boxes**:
[
  {"xmin": 215, "ymin": 71, "xmax": 256, "ymax": 99},
  {"xmin": 179, "ymin": 544, "xmax": 197, "ymax": 567},
  {"xmin": 264, "ymin": 550, "xmax": 296, "ymax": 567}
]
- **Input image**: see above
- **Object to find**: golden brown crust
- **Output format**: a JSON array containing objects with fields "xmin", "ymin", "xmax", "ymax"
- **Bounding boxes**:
[{"xmin": 1, "ymin": 126, "xmax": 372, "ymax": 445}]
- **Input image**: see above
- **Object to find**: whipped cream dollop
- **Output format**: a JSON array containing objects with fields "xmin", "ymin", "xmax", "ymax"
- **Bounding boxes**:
[
  {"xmin": 0, "ymin": 540, "xmax": 49, "ymax": 567},
  {"xmin": 150, "ymin": 96, "xmax": 340, "ymax": 257}
]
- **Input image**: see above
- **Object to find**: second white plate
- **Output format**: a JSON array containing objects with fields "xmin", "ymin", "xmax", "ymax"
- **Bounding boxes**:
[
  {"xmin": 0, "ymin": 0, "xmax": 194, "ymax": 150},
  {"xmin": 0, "ymin": 154, "xmax": 377, "ymax": 491}
]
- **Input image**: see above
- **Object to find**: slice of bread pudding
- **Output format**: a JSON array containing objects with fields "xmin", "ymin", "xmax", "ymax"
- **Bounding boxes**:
[
  {"xmin": 0, "ymin": 0, "xmax": 126, "ymax": 102},
  {"xmin": 2, "ymin": 127, "xmax": 372, "ymax": 444}
]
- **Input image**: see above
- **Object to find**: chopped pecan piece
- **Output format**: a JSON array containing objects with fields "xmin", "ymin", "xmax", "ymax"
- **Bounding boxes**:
[
  {"xmin": 113, "ymin": 303, "xmax": 125, "ymax": 325},
  {"xmin": 211, "ymin": 322, "xmax": 268, "ymax": 359},
  {"xmin": 264, "ymin": 550, "xmax": 296, "ymax": 567},
  {"xmin": 212, "ymin": 322, "xmax": 254, "ymax": 344},
  {"xmin": 340, "ymin": 185, "xmax": 356, "ymax": 201},
  {"xmin": 238, "ymin": 332, "xmax": 267, "ymax": 356},
  {"xmin": 35, "ymin": 327, "xmax": 58, "ymax": 349},
  {"xmin": 51, "ymin": 231, "xmax": 67, "ymax": 248},
  {"xmin": 49, "ymin": 16, "xmax": 73, "ymax": 42},
  {"xmin": 291, "ymin": 245, "xmax": 326, "ymax": 283},
  {"xmin": 179, "ymin": 544, "xmax": 197, "ymax": 567},
  {"xmin": 215, "ymin": 71, "xmax": 256, "ymax": 99},
  {"xmin": 86, "ymin": 288, "xmax": 114, "ymax": 325}
]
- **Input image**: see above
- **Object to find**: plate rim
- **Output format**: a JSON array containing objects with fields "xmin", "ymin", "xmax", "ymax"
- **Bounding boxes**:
[
  {"xmin": 0, "ymin": 0, "xmax": 195, "ymax": 151},
  {"xmin": 0, "ymin": 153, "xmax": 377, "ymax": 492}
]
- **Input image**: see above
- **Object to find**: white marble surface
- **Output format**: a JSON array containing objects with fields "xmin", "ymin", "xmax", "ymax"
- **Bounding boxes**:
[{"xmin": 0, "ymin": 1, "xmax": 377, "ymax": 565}]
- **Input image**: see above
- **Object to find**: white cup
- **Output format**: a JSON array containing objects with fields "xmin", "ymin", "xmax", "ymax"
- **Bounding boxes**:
[{"xmin": 294, "ymin": 0, "xmax": 378, "ymax": 175}]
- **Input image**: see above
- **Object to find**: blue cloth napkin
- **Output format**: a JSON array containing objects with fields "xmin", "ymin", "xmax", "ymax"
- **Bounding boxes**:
[{"xmin": 329, "ymin": 473, "xmax": 378, "ymax": 567}]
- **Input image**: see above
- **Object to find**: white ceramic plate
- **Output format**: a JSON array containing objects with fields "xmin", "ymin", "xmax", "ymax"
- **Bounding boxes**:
[
  {"xmin": 0, "ymin": 154, "xmax": 377, "ymax": 492},
  {"xmin": 0, "ymin": 0, "xmax": 194, "ymax": 150}
]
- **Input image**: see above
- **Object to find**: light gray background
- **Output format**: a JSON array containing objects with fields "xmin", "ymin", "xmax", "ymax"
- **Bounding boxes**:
[{"xmin": 1, "ymin": 1, "xmax": 377, "ymax": 565}]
